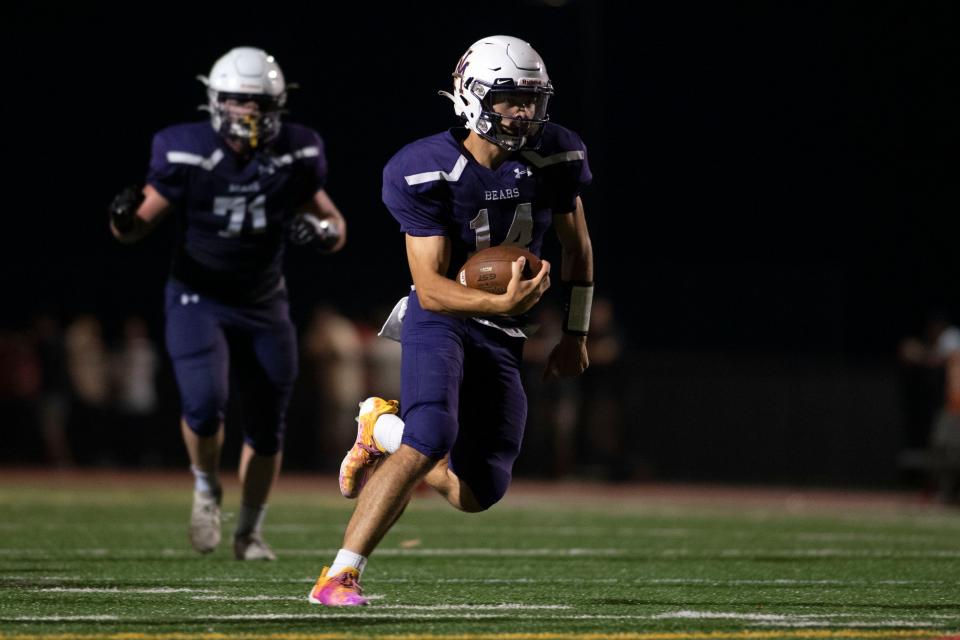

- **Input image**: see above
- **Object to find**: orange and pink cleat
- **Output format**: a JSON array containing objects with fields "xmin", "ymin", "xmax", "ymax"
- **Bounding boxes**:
[
  {"xmin": 308, "ymin": 566, "xmax": 368, "ymax": 606},
  {"xmin": 338, "ymin": 397, "xmax": 399, "ymax": 499}
]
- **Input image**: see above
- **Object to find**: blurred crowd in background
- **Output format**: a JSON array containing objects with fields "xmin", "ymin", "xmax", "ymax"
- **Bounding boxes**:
[
  {"xmin": 896, "ymin": 314, "xmax": 960, "ymax": 503},
  {"xmin": 0, "ymin": 297, "xmax": 631, "ymax": 482},
  {"xmin": 5, "ymin": 296, "xmax": 960, "ymax": 504}
]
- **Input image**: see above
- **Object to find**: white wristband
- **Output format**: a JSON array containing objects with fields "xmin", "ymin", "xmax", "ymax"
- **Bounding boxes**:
[{"xmin": 563, "ymin": 283, "xmax": 594, "ymax": 335}]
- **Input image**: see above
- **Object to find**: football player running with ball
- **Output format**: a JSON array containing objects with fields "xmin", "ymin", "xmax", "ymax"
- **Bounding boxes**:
[
  {"xmin": 309, "ymin": 35, "xmax": 594, "ymax": 606},
  {"xmin": 109, "ymin": 47, "xmax": 346, "ymax": 561}
]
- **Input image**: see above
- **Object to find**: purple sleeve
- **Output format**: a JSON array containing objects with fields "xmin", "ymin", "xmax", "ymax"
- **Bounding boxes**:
[
  {"xmin": 551, "ymin": 137, "xmax": 592, "ymax": 214},
  {"xmin": 381, "ymin": 161, "xmax": 448, "ymax": 237},
  {"xmin": 305, "ymin": 129, "xmax": 328, "ymax": 191},
  {"xmin": 146, "ymin": 131, "xmax": 186, "ymax": 205}
]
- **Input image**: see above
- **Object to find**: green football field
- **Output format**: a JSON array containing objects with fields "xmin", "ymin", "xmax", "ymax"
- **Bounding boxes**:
[{"xmin": 1, "ymin": 472, "xmax": 959, "ymax": 640}]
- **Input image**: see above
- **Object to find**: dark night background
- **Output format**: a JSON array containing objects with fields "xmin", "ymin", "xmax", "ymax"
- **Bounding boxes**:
[{"xmin": 2, "ymin": 1, "xmax": 959, "ymax": 485}]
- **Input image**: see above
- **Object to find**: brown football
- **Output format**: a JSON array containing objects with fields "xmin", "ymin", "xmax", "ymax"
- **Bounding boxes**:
[{"xmin": 457, "ymin": 245, "xmax": 542, "ymax": 294}]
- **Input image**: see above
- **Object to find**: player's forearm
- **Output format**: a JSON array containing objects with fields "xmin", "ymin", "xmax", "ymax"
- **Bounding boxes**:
[
  {"xmin": 310, "ymin": 189, "xmax": 347, "ymax": 252},
  {"xmin": 555, "ymin": 197, "xmax": 593, "ymax": 283},
  {"xmin": 558, "ymin": 229, "xmax": 594, "ymax": 337},
  {"xmin": 414, "ymin": 272, "xmax": 509, "ymax": 317},
  {"xmin": 560, "ymin": 235, "xmax": 593, "ymax": 283}
]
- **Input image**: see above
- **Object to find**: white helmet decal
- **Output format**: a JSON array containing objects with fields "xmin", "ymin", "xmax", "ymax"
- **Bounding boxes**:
[
  {"xmin": 440, "ymin": 35, "xmax": 553, "ymax": 151},
  {"xmin": 198, "ymin": 47, "xmax": 288, "ymax": 149}
]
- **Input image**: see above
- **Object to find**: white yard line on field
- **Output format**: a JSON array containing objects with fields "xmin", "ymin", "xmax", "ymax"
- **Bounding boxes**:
[
  {"xmin": 6, "ymin": 574, "xmax": 956, "ymax": 588},
  {"xmin": 34, "ymin": 587, "xmax": 216, "ymax": 594},
  {"xmin": 2, "ymin": 612, "xmax": 956, "ymax": 627},
  {"xmin": 3, "ymin": 546, "xmax": 960, "ymax": 558}
]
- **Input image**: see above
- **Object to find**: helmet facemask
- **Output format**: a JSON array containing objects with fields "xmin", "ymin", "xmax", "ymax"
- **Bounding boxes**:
[
  {"xmin": 472, "ymin": 83, "xmax": 552, "ymax": 151},
  {"xmin": 206, "ymin": 90, "xmax": 286, "ymax": 150}
]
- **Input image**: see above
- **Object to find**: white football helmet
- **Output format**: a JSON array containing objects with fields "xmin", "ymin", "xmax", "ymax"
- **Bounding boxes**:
[
  {"xmin": 440, "ymin": 35, "xmax": 553, "ymax": 151},
  {"xmin": 198, "ymin": 47, "xmax": 287, "ymax": 149}
]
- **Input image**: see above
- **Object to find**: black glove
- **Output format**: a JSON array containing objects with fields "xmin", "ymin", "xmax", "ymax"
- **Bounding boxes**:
[
  {"xmin": 289, "ymin": 213, "xmax": 341, "ymax": 253},
  {"xmin": 109, "ymin": 185, "xmax": 145, "ymax": 233}
]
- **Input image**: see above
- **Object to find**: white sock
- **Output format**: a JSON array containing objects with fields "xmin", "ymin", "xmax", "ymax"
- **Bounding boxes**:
[
  {"xmin": 191, "ymin": 466, "xmax": 220, "ymax": 496},
  {"xmin": 373, "ymin": 414, "xmax": 405, "ymax": 454},
  {"xmin": 235, "ymin": 504, "xmax": 267, "ymax": 538},
  {"xmin": 329, "ymin": 548, "xmax": 368, "ymax": 577}
]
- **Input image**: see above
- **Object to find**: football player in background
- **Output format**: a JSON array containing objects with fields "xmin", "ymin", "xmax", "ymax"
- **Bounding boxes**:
[
  {"xmin": 109, "ymin": 46, "xmax": 346, "ymax": 560},
  {"xmin": 309, "ymin": 35, "xmax": 594, "ymax": 605}
]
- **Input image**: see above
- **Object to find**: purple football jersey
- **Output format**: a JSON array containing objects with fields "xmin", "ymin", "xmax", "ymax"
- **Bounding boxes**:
[
  {"xmin": 147, "ymin": 122, "xmax": 327, "ymax": 302},
  {"xmin": 382, "ymin": 123, "xmax": 591, "ymax": 282}
]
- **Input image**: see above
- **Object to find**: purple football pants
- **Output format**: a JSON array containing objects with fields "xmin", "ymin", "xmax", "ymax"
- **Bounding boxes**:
[
  {"xmin": 164, "ymin": 279, "xmax": 297, "ymax": 455},
  {"xmin": 400, "ymin": 291, "xmax": 527, "ymax": 509}
]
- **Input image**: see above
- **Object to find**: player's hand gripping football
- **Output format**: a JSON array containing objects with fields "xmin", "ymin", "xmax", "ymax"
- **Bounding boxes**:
[
  {"xmin": 109, "ymin": 185, "xmax": 145, "ymax": 233},
  {"xmin": 500, "ymin": 256, "xmax": 550, "ymax": 316},
  {"xmin": 289, "ymin": 213, "xmax": 341, "ymax": 253}
]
